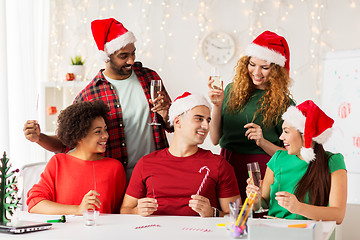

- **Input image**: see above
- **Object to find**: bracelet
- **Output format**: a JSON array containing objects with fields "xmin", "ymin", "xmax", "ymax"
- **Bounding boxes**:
[{"xmin": 212, "ymin": 207, "xmax": 219, "ymax": 217}]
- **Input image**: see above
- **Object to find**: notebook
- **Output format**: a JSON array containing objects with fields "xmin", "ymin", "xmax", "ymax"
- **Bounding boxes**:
[{"xmin": 0, "ymin": 221, "xmax": 52, "ymax": 234}]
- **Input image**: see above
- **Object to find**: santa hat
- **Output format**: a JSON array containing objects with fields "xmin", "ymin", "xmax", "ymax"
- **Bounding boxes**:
[
  {"xmin": 91, "ymin": 18, "xmax": 136, "ymax": 62},
  {"xmin": 245, "ymin": 31, "xmax": 290, "ymax": 73},
  {"xmin": 282, "ymin": 100, "xmax": 334, "ymax": 163},
  {"xmin": 169, "ymin": 92, "xmax": 212, "ymax": 126}
]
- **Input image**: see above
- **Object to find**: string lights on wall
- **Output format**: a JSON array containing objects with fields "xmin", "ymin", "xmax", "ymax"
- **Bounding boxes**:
[
  {"xmin": 307, "ymin": 0, "xmax": 330, "ymax": 96},
  {"xmin": 48, "ymin": 0, "xmax": 358, "ymax": 97}
]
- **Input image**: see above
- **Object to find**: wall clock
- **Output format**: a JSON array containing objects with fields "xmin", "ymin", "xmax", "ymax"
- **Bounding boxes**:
[{"xmin": 201, "ymin": 32, "xmax": 236, "ymax": 65}]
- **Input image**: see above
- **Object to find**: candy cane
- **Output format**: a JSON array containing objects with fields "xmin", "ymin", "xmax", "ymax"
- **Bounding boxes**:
[{"xmin": 196, "ymin": 166, "xmax": 210, "ymax": 195}]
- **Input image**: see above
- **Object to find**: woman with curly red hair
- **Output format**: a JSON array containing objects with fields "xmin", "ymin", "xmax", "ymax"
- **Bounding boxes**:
[{"xmin": 208, "ymin": 31, "xmax": 295, "ymax": 201}]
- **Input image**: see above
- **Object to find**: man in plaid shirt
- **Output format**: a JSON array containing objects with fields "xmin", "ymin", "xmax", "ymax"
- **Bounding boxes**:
[{"xmin": 23, "ymin": 18, "xmax": 172, "ymax": 180}]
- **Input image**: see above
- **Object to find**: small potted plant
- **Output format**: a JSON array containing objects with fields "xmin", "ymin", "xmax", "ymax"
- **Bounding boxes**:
[
  {"xmin": 71, "ymin": 55, "xmax": 85, "ymax": 66},
  {"xmin": 68, "ymin": 55, "xmax": 85, "ymax": 81}
]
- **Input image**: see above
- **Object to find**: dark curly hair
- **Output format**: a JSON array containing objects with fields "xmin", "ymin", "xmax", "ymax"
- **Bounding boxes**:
[
  {"xmin": 57, "ymin": 100, "xmax": 109, "ymax": 148},
  {"xmin": 227, "ymin": 56, "xmax": 293, "ymax": 127}
]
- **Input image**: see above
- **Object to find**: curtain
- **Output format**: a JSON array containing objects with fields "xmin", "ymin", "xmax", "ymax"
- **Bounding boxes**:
[
  {"xmin": 2, "ymin": 0, "xmax": 49, "ymax": 168},
  {"xmin": 0, "ymin": 1, "xmax": 9, "ymax": 154}
]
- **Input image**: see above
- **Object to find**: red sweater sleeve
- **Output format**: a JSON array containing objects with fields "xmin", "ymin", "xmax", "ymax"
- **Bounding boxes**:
[{"xmin": 26, "ymin": 156, "xmax": 57, "ymax": 212}]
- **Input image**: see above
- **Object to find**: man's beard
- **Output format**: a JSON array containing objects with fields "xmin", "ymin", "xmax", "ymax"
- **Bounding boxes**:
[{"xmin": 110, "ymin": 60, "xmax": 132, "ymax": 76}]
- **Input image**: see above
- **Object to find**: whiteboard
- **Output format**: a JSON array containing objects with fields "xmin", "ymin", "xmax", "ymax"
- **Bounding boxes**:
[{"xmin": 321, "ymin": 49, "xmax": 360, "ymax": 174}]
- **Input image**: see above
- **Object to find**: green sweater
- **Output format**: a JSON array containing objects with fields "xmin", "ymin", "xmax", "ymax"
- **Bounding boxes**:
[
  {"xmin": 267, "ymin": 150, "xmax": 346, "ymax": 220},
  {"xmin": 219, "ymin": 83, "xmax": 293, "ymax": 154}
]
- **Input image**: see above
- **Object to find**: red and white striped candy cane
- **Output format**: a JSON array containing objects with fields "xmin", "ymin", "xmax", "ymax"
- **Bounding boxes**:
[{"xmin": 196, "ymin": 166, "xmax": 210, "ymax": 195}]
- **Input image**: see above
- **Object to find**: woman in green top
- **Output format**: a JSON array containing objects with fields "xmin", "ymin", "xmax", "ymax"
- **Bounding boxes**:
[
  {"xmin": 208, "ymin": 31, "xmax": 294, "ymax": 201},
  {"xmin": 246, "ymin": 100, "xmax": 347, "ymax": 224}
]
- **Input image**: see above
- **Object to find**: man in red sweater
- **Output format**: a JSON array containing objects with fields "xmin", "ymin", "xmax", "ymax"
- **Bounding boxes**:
[{"xmin": 121, "ymin": 92, "xmax": 240, "ymax": 217}]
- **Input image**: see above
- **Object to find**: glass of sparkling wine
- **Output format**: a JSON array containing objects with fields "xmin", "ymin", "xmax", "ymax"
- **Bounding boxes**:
[
  {"xmin": 247, "ymin": 162, "xmax": 266, "ymax": 213},
  {"xmin": 149, "ymin": 80, "xmax": 162, "ymax": 126},
  {"xmin": 210, "ymin": 67, "xmax": 223, "ymax": 90}
]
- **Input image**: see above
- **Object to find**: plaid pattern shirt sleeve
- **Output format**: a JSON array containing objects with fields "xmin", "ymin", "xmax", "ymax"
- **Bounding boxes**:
[
  {"xmin": 133, "ymin": 62, "xmax": 171, "ymax": 150},
  {"xmin": 67, "ymin": 62, "xmax": 169, "ymax": 169}
]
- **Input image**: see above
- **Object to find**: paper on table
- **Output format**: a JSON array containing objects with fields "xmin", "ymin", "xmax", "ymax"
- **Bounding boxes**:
[
  {"xmin": 259, "ymin": 222, "xmax": 316, "ymax": 229},
  {"xmin": 18, "ymin": 211, "xmax": 75, "ymax": 223}
]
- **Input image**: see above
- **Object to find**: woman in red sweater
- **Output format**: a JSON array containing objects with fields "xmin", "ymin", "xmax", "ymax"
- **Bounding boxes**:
[{"xmin": 27, "ymin": 100, "xmax": 126, "ymax": 215}]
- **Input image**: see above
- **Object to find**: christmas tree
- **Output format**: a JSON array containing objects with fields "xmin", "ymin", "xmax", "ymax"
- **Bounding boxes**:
[{"xmin": 0, "ymin": 152, "xmax": 20, "ymax": 223}]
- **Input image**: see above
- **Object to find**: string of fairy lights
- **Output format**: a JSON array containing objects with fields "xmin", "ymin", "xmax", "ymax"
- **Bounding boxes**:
[{"xmin": 48, "ymin": 0, "xmax": 359, "ymax": 99}]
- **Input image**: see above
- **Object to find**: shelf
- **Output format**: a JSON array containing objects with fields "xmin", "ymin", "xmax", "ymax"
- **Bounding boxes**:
[
  {"xmin": 41, "ymin": 80, "xmax": 89, "ymax": 88},
  {"xmin": 39, "ymin": 81, "xmax": 89, "ymax": 133}
]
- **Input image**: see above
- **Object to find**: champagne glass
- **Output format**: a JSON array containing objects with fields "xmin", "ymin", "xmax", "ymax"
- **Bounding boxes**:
[
  {"xmin": 247, "ymin": 162, "xmax": 266, "ymax": 213},
  {"xmin": 210, "ymin": 67, "xmax": 223, "ymax": 90},
  {"xmin": 149, "ymin": 80, "xmax": 162, "ymax": 126}
]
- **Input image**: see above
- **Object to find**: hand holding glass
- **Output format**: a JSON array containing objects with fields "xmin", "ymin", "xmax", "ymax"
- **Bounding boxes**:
[
  {"xmin": 149, "ymin": 80, "xmax": 162, "ymax": 126},
  {"xmin": 247, "ymin": 162, "xmax": 266, "ymax": 213}
]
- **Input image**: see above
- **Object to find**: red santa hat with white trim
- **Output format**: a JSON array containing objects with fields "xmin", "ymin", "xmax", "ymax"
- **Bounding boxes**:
[
  {"xmin": 91, "ymin": 18, "xmax": 136, "ymax": 62},
  {"xmin": 245, "ymin": 30, "xmax": 290, "ymax": 73},
  {"xmin": 169, "ymin": 92, "xmax": 212, "ymax": 126},
  {"xmin": 282, "ymin": 100, "xmax": 334, "ymax": 163}
]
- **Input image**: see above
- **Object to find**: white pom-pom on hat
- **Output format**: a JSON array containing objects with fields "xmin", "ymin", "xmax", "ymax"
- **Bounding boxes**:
[
  {"xmin": 300, "ymin": 147, "xmax": 316, "ymax": 163},
  {"xmin": 97, "ymin": 51, "xmax": 110, "ymax": 62}
]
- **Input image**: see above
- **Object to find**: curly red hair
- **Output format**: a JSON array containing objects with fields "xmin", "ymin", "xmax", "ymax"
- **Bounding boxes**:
[{"xmin": 227, "ymin": 56, "xmax": 293, "ymax": 127}]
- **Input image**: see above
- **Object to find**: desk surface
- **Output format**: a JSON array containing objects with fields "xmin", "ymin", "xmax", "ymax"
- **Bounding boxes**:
[
  {"xmin": 1, "ymin": 213, "xmax": 232, "ymax": 240},
  {"xmin": 0, "ymin": 212, "xmax": 335, "ymax": 240}
]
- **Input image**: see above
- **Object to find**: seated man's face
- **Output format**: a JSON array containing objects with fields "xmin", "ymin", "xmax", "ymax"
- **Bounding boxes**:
[{"xmin": 178, "ymin": 106, "xmax": 211, "ymax": 146}]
